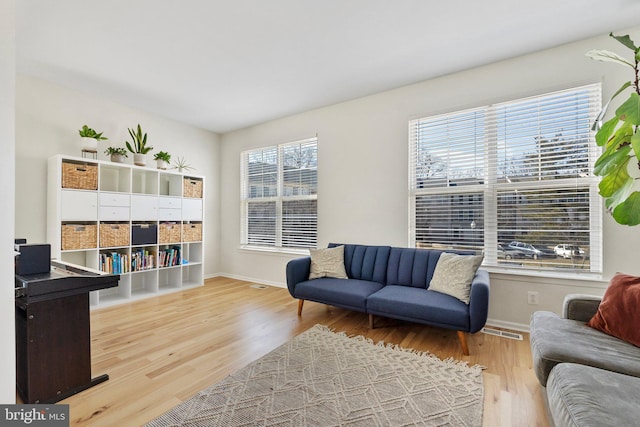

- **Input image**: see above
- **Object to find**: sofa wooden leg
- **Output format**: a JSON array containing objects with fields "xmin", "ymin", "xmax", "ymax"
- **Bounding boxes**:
[
  {"xmin": 369, "ymin": 314, "xmax": 374, "ymax": 329},
  {"xmin": 457, "ymin": 331, "xmax": 470, "ymax": 356},
  {"xmin": 297, "ymin": 299, "xmax": 304, "ymax": 316}
]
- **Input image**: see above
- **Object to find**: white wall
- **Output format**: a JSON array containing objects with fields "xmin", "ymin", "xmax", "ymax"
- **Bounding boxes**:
[
  {"xmin": 15, "ymin": 74, "xmax": 221, "ymax": 276},
  {"xmin": 0, "ymin": 0, "xmax": 16, "ymax": 403},
  {"xmin": 220, "ymin": 29, "xmax": 640, "ymax": 329}
]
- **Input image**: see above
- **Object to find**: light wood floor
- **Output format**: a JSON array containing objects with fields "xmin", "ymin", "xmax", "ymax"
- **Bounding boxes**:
[{"xmin": 55, "ymin": 276, "xmax": 548, "ymax": 426}]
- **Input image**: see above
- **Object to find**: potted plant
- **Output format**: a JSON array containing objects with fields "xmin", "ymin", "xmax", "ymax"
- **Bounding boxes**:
[
  {"xmin": 587, "ymin": 33, "xmax": 640, "ymax": 225},
  {"xmin": 104, "ymin": 146, "xmax": 128, "ymax": 163},
  {"xmin": 78, "ymin": 125, "xmax": 108, "ymax": 152},
  {"xmin": 125, "ymin": 124, "xmax": 153, "ymax": 166},
  {"xmin": 172, "ymin": 156, "xmax": 194, "ymax": 173},
  {"xmin": 153, "ymin": 151, "xmax": 171, "ymax": 170}
]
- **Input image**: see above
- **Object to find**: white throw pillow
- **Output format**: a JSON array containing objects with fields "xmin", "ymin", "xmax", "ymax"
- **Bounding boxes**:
[
  {"xmin": 428, "ymin": 252, "xmax": 483, "ymax": 304},
  {"xmin": 309, "ymin": 246, "xmax": 348, "ymax": 280}
]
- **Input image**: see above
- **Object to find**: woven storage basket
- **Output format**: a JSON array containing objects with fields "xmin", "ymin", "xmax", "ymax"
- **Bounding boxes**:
[
  {"xmin": 61, "ymin": 224, "xmax": 97, "ymax": 250},
  {"xmin": 99, "ymin": 223, "xmax": 130, "ymax": 248},
  {"xmin": 159, "ymin": 223, "xmax": 181, "ymax": 244},
  {"xmin": 182, "ymin": 223, "xmax": 202, "ymax": 242},
  {"xmin": 62, "ymin": 162, "xmax": 98, "ymax": 190},
  {"xmin": 183, "ymin": 177, "xmax": 203, "ymax": 198}
]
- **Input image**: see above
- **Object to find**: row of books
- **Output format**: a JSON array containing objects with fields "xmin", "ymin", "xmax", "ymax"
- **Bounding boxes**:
[
  {"xmin": 100, "ymin": 252, "xmax": 129, "ymax": 274},
  {"xmin": 159, "ymin": 246, "xmax": 181, "ymax": 268},
  {"xmin": 99, "ymin": 249, "xmax": 187, "ymax": 273},
  {"xmin": 131, "ymin": 249, "xmax": 156, "ymax": 271}
]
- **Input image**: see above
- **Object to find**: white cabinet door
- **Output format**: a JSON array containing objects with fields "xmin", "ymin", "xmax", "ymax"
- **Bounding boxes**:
[
  {"xmin": 131, "ymin": 194, "xmax": 158, "ymax": 220},
  {"xmin": 158, "ymin": 196, "xmax": 181, "ymax": 209},
  {"xmin": 99, "ymin": 192, "xmax": 130, "ymax": 207},
  {"xmin": 100, "ymin": 206, "xmax": 130, "ymax": 221},
  {"xmin": 61, "ymin": 190, "xmax": 98, "ymax": 220},
  {"xmin": 182, "ymin": 198, "xmax": 203, "ymax": 221},
  {"xmin": 99, "ymin": 192, "xmax": 130, "ymax": 220},
  {"xmin": 158, "ymin": 208, "xmax": 181, "ymax": 221}
]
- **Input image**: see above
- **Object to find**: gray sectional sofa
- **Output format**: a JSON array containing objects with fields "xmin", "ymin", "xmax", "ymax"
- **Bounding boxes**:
[
  {"xmin": 530, "ymin": 294, "xmax": 640, "ymax": 426},
  {"xmin": 286, "ymin": 243, "xmax": 490, "ymax": 355}
]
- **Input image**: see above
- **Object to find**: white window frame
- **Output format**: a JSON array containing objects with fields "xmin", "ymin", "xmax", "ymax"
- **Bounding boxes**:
[
  {"xmin": 240, "ymin": 137, "xmax": 318, "ymax": 252},
  {"xmin": 409, "ymin": 84, "xmax": 603, "ymax": 274}
]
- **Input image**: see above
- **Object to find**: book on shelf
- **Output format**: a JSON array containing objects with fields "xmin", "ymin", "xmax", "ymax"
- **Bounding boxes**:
[
  {"xmin": 99, "ymin": 252, "xmax": 129, "ymax": 275},
  {"xmin": 131, "ymin": 249, "xmax": 156, "ymax": 271},
  {"xmin": 159, "ymin": 246, "xmax": 181, "ymax": 268}
]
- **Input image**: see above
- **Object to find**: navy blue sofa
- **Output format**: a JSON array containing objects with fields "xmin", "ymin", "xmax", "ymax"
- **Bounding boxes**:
[{"xmin": 286, "ymin": 243, "xmax": 490, "ymax": 355}]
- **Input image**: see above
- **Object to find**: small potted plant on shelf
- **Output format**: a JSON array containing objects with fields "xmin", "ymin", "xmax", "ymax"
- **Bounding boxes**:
[
  {"xmin": 153, "ymin": 151, "xmax": 171, "ymax": 170},
  {"xmin": 172, "ymin": 156, "xmax": 194, "ymax": 173},
  {"xmin": 78, "ymin": 125, "xmax": 108, "ymax": 153},
  {"xmin": 125, "ymin": 124, "xmax": 153, "ymax": 166},
  {"xmin": 104, "ymin": 146, "xmax": 128, "ymax": 163}
]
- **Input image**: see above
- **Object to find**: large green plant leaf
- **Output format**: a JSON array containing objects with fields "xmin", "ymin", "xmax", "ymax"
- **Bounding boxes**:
[
  {"xmin": 610, "ymin": 33, "xmax": 639, "ymax": 52},
  {"xmin": 595, "ymin": 116, "xmax": 619, "ymax": 146},
  {"xmin": 592, "ymin": 81, "xmax": 632, "ymax": 131},
  {"xmin": 631, "ymin": 129, "xmax": 640, "ymax": 162},
  {"xmin": 594, "ymin": 143, "xmax": 631, "ymax": 176},
  {"xmin": 599, "ymin": 156, "xmax": 631, "ymax": 197},
  {"xmin": 606, "ymin": 176, "xmax": 634, "ymax": 210},
  {"xmin": 585, "ymin": 49, "xmax": 635, "ymax": 68},
  {"xmin": 612, "ymin": 191, "xmax": 640, "ymax": 225},
  {"xmin": 607, "ymin": 121, "xmax": 634, "ymax": 149},
  {"xmin": 616, "ymin": 92, "xmax": 640, "ymax": 125}
]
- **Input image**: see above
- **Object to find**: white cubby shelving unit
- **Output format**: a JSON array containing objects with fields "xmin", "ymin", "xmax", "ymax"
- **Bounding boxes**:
[{"xmin": 47, "ymin": 154, "xmax": 205, "ymax": 308}]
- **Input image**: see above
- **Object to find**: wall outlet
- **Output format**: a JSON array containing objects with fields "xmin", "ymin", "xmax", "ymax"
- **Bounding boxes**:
[{"xmin": 527, "ymin": 291, "xmax": 539, "ymax": 305}]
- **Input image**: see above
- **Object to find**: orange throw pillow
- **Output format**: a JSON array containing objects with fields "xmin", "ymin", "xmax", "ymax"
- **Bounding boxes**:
[{"xmin": 587, "ymin": 273, "xmax": 640, "ymax": 347}]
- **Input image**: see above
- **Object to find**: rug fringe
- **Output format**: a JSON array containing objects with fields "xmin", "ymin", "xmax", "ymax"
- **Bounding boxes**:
[{"xmin": 309, "ymin": 324, "xmax": 485, "ymax": 374}]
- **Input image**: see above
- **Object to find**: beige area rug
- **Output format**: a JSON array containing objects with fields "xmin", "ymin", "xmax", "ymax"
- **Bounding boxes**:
[{"xmin": 146, "ymin": 324, "xmax": 484, "ymax": 426}]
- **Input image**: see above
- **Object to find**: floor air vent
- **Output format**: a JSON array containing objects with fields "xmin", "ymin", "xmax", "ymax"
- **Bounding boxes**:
[
  {"xmin": 249, "ymin": 284, "xmax": 268, "ymax": 289},
  {"xmin": 481, "ymin": 327, "xmax": 523, "ymax": 341}
]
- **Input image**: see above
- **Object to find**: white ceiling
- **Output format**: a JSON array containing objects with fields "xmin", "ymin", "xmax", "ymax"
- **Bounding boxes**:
[{"xmin": 16, "ymin": 1, "xmax": 640, "ymax": 134}]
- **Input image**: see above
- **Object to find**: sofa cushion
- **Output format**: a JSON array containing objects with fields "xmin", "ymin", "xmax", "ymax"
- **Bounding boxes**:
[
  {"xmin": 294, "ymin": 278, "xmax": 384, "ymax": 312},
  {"xmin": 547, "ymin": 363, "xmax": 640, "ymax": 427},
  {"xmin": 386, "ymin": 247, "xmax": 442, "ymax": 289},
  {"xmin": 587, "ymin": 273, "xmax": 640, "ymax": 347},
  {"xmin": 367, "ymin": 285, "xmax": 469, "ymax": 330},
  {"xmin": 428, "ymin": 252, "xmax": 483, "ymax": 304},
  {"xmin": 530, "ymin": 311, "xmax": 640, "ymax": 386},
  {"xmin": 329, "ymin": 243, "xmax": 391, "ymax": 284},
  {"xmin": 308, "ymin": 245, "xmax": 348, "ymax": 280}
]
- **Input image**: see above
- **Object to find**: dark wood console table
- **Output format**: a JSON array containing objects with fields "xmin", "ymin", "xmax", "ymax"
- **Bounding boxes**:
[{"xmin": 15, "ymin": 260, "xmax": 119, "ymax": 404}]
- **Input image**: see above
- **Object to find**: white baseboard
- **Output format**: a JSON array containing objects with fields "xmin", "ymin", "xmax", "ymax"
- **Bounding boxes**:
[{"xmin": 209, "ymin": 272, "xmax": 286, "ymax": 289}]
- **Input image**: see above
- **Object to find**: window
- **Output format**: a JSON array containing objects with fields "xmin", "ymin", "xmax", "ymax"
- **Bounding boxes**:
[
  {"xmin": 409, "ymin": 84, "xmax": 602, "ymax": 273},
  {"xmin": 241, "ymin": 137, "xmax": 318, "ymax": 250}
]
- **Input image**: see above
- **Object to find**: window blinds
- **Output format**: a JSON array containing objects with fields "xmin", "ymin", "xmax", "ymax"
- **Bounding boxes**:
[
  {"xmin": 241, "ymin": 137, "xmax": 318, "ymax": 249},
  {"xmin": 409, "ymin": 84, "xmax": 602, "ymax": 273}
]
